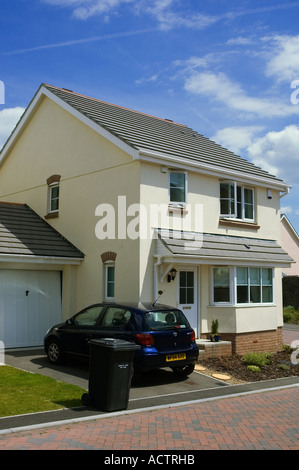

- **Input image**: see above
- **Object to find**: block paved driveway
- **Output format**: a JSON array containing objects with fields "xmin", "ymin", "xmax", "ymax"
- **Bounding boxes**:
[
  {"xmin": 0, "ymin": 326, "xmax": 298, "ymax": 450},
  {"xmin": 0, "ymin": 386, "xmax": 298, "ymax": 450}
]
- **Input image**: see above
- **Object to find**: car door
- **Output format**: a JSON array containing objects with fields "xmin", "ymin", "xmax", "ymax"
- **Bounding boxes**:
[
  {"xmin": 59, "ymin": 305, "xmax": 105, "ymax": 357},
  {"xmin": 96, "ymin": 306, "xmax": 135, "ymax": 341}
]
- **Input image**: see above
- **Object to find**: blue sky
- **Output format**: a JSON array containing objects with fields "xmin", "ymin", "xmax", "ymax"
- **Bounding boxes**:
[{"xmin": 1, "ymin": 0, "xmax": 299, "ymax": 232}]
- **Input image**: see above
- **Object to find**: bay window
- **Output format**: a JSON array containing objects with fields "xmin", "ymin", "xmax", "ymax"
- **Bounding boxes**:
[{"xmin": 212, "ymin": 267, "xmax": 273, "ymax": 305}]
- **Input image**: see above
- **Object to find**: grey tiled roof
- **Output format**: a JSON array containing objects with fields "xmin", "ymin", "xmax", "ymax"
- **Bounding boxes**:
[
  {"xmin": 157, "ymin": 229, "xmax": 294, "ymax": 265},
  {"xmin": 0, "ymin": 202, "xmax": 84, "ymax": 260},
  {"xmin": 43, "ymin": 84, "xmax": 285, "ymax": 186}
]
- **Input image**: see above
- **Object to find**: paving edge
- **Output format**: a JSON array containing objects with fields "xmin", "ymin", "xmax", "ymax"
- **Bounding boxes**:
[{"xmin": 0, "ymin": 381, "xmax": 298, "ymax": 437}]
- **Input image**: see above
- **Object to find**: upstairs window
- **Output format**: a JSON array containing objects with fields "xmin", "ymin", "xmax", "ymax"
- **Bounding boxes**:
[
  {"xmin": 169, "ymin": 171, "xmax": 187, "ymax": 204},
  {"xmin": 220, "ymin": 181, "xmax": 254, "ymax": 221},
  {"xmin": 49, "ymin": 183, "xmax": 60, "ymax": 213},
  {"xmin": 105, "ymin": 263, "xmax": 115, "ymax": 300},
  {"xmin": 46, "ymin": 175, "xmax": 61, "ymax": 218}
]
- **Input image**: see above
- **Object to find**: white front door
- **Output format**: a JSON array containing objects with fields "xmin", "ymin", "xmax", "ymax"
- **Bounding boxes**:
[{"xmin": 177, "ymin": 268, "xmax": 198, "ymax": 337}]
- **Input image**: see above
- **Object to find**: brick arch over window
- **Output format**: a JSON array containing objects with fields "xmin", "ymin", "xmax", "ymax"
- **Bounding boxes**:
[
  {"xmin": 47, "ymin": 174, "xmax": 61, "ymax": 185},
  {"xmin": 101, "ymin": 251, "xmax": 117, "ymax": 263}
]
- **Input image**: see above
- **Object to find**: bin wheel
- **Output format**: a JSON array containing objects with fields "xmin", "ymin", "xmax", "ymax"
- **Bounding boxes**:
[
  {"xmin": 172, "ymin": 363, "xmax": 195, "ymax": 377},
  {"xmin": 81, "ymin": 393, "xmax": 91, "ymax": 406}
]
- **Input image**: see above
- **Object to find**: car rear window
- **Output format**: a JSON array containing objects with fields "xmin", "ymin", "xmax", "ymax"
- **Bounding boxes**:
[{"xmin": 145, "ymin": 310, "xmax": 190, "ymax": 331}]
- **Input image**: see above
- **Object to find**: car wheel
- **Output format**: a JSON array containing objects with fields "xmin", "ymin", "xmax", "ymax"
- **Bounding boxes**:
[
  {"xmin": 172, "ymin": 363, "xmax": 195, "ymax": 377},
  {"xmin": 46, "ymin": 339, "xmax": 63, "ymax": 364}
]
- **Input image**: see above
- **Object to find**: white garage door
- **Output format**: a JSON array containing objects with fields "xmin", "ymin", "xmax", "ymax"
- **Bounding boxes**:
[{"xmin": 0, "ymin": 270, "xmax": 62, "ymax": 348}]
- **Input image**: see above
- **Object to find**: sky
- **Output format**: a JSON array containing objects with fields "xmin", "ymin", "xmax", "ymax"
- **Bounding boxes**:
[{"xmin": 1, "ymin": 0, "xmax": 299, "ymax": 233}]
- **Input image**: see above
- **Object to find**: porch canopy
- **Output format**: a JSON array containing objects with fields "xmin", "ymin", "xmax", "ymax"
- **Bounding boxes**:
[{"xmin": 155, "ymin": 228, "xmax": 294, "ymax": 267}]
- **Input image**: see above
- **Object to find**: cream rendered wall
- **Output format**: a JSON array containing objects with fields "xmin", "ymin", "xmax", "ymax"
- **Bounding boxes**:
[
  {"xmin": 0, "ymin": 96, "xmax": 141, "ymax": 317},
  {"xmin": 139, "ymin": 162, "xmax": 284, "ymax": 334}
]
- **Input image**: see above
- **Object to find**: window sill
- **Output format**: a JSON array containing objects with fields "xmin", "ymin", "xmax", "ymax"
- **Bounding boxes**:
[
  {"xmin": 209, "ymin": 303, "xmax": 276, "ymax": 308},
  {"xmin": 168, "ymin": 204, "xmax": 188, "ymax": 215},
  {"xmin": 219, "ymin": 218, "xmax": 260, "ymax": 229},
  {"xmin": 45, "ymin": 211, "xmax": 59, "ymax": 220}
]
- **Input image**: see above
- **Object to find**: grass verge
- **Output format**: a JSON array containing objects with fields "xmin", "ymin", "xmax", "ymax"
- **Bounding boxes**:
[{"xmin": 0, "ymin": 365, "xmax": 87, "ymax": 417}]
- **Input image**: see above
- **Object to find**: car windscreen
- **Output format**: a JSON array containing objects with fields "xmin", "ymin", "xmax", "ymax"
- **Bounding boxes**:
[{"xmin": 145, "ymin": 310, "xmax": 191, "ymax": 331}]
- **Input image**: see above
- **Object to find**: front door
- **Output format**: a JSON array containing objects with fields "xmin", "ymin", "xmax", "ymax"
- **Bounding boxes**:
[{"xmin": 177, "ymin": 269, "xmax": 198, "ymax": 337}]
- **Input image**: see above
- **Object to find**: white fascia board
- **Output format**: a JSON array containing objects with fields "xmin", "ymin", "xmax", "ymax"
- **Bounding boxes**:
[
  {"xmin": 0, "ymin": 86, "xmax": 139, "ymax": 164},
  {"xmin": 0, "ymin": 254, "xmax": 83, "ymax": 265},
  {"xmin": 138, "ymin": 148, "xmax": 290, "ymax": 192},
  {"xmin": 158, "ymin": 254, "xmax": 293, "ymax": 268}
]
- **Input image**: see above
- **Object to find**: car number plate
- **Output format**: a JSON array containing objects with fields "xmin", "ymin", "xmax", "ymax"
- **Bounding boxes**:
[{"xmin": 166, "ymin": 353, "xmax": 186, "ymax": 362}]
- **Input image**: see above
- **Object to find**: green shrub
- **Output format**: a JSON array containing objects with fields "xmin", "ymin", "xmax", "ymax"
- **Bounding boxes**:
[
  {"xmin": 247, "ymin": 365, "xmax": 261, "ymax": 372},
  {"xmin": 279, "ymin": 363, "xmax": 290, "ymax": 371},
  {"xmin": 242, "ymin": 352, "xmax": 273, "ymax": 367},
  {"xmin": 283, "ymin": 306, "xmax": 299, "ymax": 324}
]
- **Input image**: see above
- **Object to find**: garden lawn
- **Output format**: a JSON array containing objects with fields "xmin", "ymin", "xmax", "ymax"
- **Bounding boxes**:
[{"xmin": 0, "ymin": 365, "xmax": 87, "ymax": 417}]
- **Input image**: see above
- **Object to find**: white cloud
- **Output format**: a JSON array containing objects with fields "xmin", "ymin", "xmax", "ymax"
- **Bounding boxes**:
[
  {"xmin": 265, "ymin": 34, "xmax": 299, "ymax": 82},
  {"xmin": 212, "ymin": 126, "xmax": 264, "ymax": 155},
  {"xmin": 280, "ymin": 206, "xmax": 293, "ymax": 214},
  {"xmin": 43, "ymin": 0, "xmax": 134, "ymax": 19},
  {"xmin": 247, "ymin": 125, "xmax": 299, "ymax": 185},
  {"xmin": 43, "ymin": 0, "xmax": 219, "ymax": 28},
  {"xmin": 184, "ymin": 71, "xmax": 299, "ymax": 118},
  {"xmin": 226, "ymin": 36, "xmax": 254, "ymax": 46},
  {"xmin": 140, "ymin": 1, "xmax": 218, "ymax": 30},
  {"xmin": 0, "ymin": 107, "xmax": 25, "ymax": 150}
]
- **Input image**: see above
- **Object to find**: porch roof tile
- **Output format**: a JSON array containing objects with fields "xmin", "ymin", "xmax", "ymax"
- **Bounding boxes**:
[{"xmin": 0, "ymin": 202, "xmax": 84, "ymax": 261}]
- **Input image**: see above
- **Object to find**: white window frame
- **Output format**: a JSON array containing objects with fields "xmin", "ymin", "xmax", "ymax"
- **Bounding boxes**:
[
  {"xmin": 220, "ymin": 181, "xmax": 254, "ymax": 222},
  {"xmin": 236, "ymin": 267, "xmax": 274, "ymax": 305},
  {"xmin": 211, "ymin": 266, "xmax": 274, "ymax": 306},
  {"xmin": 210, "ymin": 267, "xmax": 233, "ymax": 305},
  {"xmin": 169, "ymin": 171, "xmax": 187, "ymax": 205},
  {"xmin": 48, "ymin": 182, "xmax": 60, "ymax": 214},
  {"xmin": 104, "ymin": 262, "xmax": 115, "ymax": 301}
]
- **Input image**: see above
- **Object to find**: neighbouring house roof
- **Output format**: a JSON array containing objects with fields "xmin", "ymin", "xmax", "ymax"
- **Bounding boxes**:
[
  {"xmin": 156, "ymin": 229, "xmax": 294, "ymax": 267},
  {"xmin": 280, "ymin": 214, "xmax": 299, "ymax": 242},
  {"xmin": 1, "ymin": 83, "xmax": 288, "ymax": 191},
  {"xmin": 0, "ymin": 202, "xmax": 84, "ymax": 263}
]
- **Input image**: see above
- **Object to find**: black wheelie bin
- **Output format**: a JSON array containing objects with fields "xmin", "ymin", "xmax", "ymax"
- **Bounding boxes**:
[{"xmin": 81, "ymin": 338, "xmax": 140, "ymax": 412}]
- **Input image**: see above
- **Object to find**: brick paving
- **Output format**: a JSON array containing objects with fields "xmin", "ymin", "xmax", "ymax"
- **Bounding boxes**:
[{"xmin": 0, "ymin": 387, "xmax": 298, "ymax": 450}]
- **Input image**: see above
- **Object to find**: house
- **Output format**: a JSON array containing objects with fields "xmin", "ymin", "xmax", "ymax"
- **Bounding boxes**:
[
  {"xmin": 0, "ymin": 83, "xmax": 294, "ymax": 354},
  {"xmin": 280, "ymin": 214, "xmax": 299, "ymax": 276},
  {"xmin": 280, "ymin": 214, "xmax": 299, "ymax": 309}
]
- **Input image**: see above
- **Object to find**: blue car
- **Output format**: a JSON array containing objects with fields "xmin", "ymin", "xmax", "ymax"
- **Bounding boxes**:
[{"xmin": 44, "ymin": 302, "xmax": 199, "ymax": 380}]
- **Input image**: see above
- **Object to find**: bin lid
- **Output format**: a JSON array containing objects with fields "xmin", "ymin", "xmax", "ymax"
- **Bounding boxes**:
[{"xmin": 89, "ymin": 338, "xmax": 140, "ymax": 351}]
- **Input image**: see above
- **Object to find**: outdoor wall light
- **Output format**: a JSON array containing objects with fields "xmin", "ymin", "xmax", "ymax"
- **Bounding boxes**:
[{"xmin": 167, "ymin": 268, "xmax": 177, "ymax": 282}]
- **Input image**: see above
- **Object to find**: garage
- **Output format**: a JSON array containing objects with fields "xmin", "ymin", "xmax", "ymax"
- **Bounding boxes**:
[
  {"xmin": 0, "ymin": 202, "xmax": 84, "ymax": 348},
  {"xmin": 0, "ymin": 269, "xmax": 62, "ymax": 348}
]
